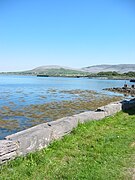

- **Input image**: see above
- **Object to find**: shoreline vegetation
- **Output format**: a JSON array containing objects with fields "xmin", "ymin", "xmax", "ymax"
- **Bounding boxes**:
[{"xmin": 0, "ymin": 108, "xmax": 135, "ymax": 179}]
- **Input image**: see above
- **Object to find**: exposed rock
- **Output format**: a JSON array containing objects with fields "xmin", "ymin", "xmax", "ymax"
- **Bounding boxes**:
[
  {"xmin": 104, "ymin": 87, "xmax": 135, "ymax": 96},
  {"xmin": 122, "ymin": 98, "xmax": 135, "ymax": 110}
]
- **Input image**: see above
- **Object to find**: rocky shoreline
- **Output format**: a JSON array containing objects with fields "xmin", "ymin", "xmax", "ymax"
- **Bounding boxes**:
[{"xmin": 104, "ymin": 84, "xmax": 135, "ymax": 96}]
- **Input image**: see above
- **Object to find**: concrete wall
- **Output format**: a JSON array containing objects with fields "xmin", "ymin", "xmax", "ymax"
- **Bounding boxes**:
[{"xmin": 0, "ymin": 99, "xmax": 135, "ymax": 164}]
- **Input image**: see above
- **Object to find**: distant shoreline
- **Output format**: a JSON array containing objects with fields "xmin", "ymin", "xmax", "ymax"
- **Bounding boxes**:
[{"xmin": 0, "ymin": 73, "xmax": 134, "ymax": 81}]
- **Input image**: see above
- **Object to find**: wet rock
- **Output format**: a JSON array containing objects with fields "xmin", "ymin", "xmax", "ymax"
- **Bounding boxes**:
[{"xmin": 104, "ymin": 87, "xmax": 135, "ymax": 96}]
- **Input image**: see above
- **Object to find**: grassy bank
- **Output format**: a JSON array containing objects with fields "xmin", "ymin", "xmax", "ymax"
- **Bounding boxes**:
[{"xmin": 0, "ymin": 109, "xmax": 135, "ymax": 179}]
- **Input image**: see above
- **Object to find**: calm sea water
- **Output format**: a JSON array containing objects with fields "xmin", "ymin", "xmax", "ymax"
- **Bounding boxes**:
[
  {"xmin": 0, "ymin": 75, "xmax": 133, "ymax": 139},
  {"xmin": 0, "ymin": 75, "xmax": 132, "ymax": 108}
]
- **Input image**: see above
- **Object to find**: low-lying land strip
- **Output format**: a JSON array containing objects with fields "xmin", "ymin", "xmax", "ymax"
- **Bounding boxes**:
[
  {"xmin": 1, "ymin": 67, "xmax": 135, "ymax": 80},
  {"xmin": 0, "ymin": 108, "xmax": 135, "ymax": 179}
]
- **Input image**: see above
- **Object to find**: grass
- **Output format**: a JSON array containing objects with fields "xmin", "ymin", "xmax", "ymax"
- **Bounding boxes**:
[{"xmin": 0, "ymin": 109, "xmax": 135, "ymax": 180}]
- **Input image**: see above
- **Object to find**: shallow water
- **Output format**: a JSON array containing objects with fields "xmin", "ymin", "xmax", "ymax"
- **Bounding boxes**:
[
  {"xmin": 0, "ymin": 75, "xmax": 133, "ymax": 139},
  {"xmin": 0, "ymin": 75, "xmax": 132, "ymax": 107}
]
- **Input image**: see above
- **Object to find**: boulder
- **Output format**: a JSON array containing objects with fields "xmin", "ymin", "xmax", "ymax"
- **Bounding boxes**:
[{"xmin": 122, "ymin": 98, "xmax": 135, "ymax": 110}]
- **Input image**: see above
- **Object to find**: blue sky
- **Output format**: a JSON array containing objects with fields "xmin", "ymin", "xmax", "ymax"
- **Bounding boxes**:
[{"xmin": 0, "ymin": 0, "xmax": 135, "ymax": 71}]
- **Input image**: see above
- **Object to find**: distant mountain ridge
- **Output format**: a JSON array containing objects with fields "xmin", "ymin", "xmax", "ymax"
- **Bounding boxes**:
[
  {"xmin": 1, "ymin": 64, "xmax": 135, "ymax": 74},
  {"xmin": 81, "ymin": 64, "xmax": 135, "ymax": 73},
  {"xmin": 29, "ymin": 64, "xmax": 135, "ymax": 74}
]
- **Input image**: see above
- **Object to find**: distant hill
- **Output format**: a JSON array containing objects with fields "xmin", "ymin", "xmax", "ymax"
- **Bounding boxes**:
[
  {"xmin": 81, "ymin": 64, "xmax": 135, "ymax": 73},
  {"xmin": 29, "ymin": 65, "xmax": 80, "ymax": 73},
  {"xmin": 26, "ymin": 65, "xmax": 88, "ymax": 76}
]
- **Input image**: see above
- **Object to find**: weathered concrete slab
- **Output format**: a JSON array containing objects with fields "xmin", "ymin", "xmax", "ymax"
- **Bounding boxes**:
[
  {"xmin": 0, "ymin": 140, "xmax": 18, "ymax": 164},
  {"xmin": 6, "ymin": 123, "xmax": 49, "ymax": 140},
  {"xmin": 6, "ymin": 124, "xmax": 52, "ymax": 155},
  {"xmin": 47, "ymin": 116, "xmax": 79, "ymax": 140},
  {"xmin": 73, "ymin": 111, "xmax": 106, "ymax": 123},
  {"xmin": 96, "ymin": 102, "xmax": 122, "ymax": 116}
]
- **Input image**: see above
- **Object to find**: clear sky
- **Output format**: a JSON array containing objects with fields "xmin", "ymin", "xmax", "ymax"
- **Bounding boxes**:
[{"xmin": 0, "ymin": 0, "xmax": 135, "ymax": 72}]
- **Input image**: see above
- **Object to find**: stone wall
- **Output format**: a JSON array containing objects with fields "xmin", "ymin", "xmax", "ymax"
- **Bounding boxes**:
[{"xmin": 0, "ymin": 99, "xmax": 135, "ymax": 164}]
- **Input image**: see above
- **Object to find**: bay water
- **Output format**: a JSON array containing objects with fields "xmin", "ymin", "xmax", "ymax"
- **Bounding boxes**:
[{"xmin": 0, "ymin": 75, "xmax": 132, "ymax": 139}]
